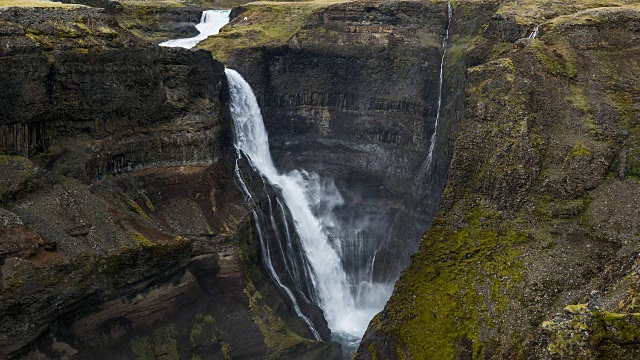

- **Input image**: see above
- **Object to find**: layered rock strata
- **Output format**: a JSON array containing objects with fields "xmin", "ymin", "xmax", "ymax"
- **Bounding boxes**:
[{"xmin": 0, "ymin": 6, "xmax": 338, "ymax": 359}]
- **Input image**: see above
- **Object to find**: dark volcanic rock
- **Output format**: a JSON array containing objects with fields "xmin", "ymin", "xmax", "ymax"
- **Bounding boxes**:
[
  {"xmin": 0, "ymin": 7, "xmax": 231, "ymax": 165},
  {"xmin": 357, "ymin": 2, "xmax": 640, "ymax": 359},
  {"xmin": 218, "ymin": 0, "xmax": 460, "ymax": 285},
  {"xmin": 0, "ymin": 6, "xmax": 337, "ymax": 360}
]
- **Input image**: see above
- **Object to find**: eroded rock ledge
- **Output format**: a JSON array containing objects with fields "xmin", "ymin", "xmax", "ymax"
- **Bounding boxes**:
[
  {"xmin": 0, "ymin": 6, "xmax": 338, "ymax": 359},
  {"xmin": 357, "ymin": 1, "xmax": 640, "ymax": 359}
]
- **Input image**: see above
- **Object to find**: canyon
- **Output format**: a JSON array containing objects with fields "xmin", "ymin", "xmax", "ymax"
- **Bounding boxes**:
[{"xmin": 0, "ymin": 0, "xmax": 639, "ymax": 359}]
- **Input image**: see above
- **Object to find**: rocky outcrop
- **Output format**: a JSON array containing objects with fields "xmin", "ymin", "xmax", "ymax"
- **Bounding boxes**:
[
  {"xmin": 114, "ymin": 1, "xmax": 203, "ymax": 43},
  {"xmin": 60, "ymin": 0, "xmax": 256, "ymax": 44},
  {"xmin": 0, "ymin": 7, "xmax": 231, "ymax": 161},
  {"xmin": 357, "ymin": 2, "xmax": 640, "ymax": 359},
  {"xmin": 200, "ymin": 0, "xmax": 462, "ymax": 285},
  {"xmin": 0, "ymin": 6, "xmax": 337, "ymax": 359}
]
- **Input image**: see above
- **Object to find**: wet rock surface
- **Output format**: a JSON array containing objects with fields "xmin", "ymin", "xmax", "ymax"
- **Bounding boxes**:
[
  {"xmin": 203, "ymin": 0, "xmax": 461, "ymax": 285},
  {"xmin": 0, "ymin": 6, "xmax": 338, "ymax": 359},
  {"xmin": 357, "ymin": 2, "xmax": 640, "ymax": 359}
]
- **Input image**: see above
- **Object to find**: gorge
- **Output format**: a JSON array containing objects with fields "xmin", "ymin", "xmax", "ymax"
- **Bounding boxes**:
[{"xmin": 1, "ymin": 0, "xmax": 640, "ymax": 359}]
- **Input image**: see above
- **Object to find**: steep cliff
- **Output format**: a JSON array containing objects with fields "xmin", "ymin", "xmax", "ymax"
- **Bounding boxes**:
[
  {"xmin": 357, "ymin": 1, "xmax": 640, "ymax": 358},
  {"xmin": 199, "ymin": 0, "xmax": 461, "ymax": 285},
  {"xmin": 0, "ymin": 5, "xmax": 338, "ymax": 359},
  {"xmin": 3, "ymin": 0, "xmax": 640, "ymax": 358}
]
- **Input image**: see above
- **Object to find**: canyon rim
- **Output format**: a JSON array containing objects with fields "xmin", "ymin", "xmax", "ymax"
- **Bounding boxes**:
[{"xmin": 1, "ymin": 0, "xmax": 640, "ymax": 359}]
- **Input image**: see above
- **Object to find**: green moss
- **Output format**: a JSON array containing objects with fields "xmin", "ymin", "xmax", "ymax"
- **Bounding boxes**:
[
  {"xmin": 568, "ymin": 86, "xmax": 591, "ymax": 114},
  {"xmin": 377, "ymin": 208, "xmax": 527, "ymax": 358},
  {"xmin": 131, "ymin": 325, "xmax": 179, "ymax": 360},
  {"xmin": 468, "ymin": 57, "xmax": 516, "ymax": 74},
  {"xmin": 496, "ymin": 0, "xmax": 631, "ymax": 25},
  {"xmin": 0, "ymin": 155, "xmax": 31, "ymax": 166},
  {"xmin": 198, "ymin": 2, "xmax": 330, "ymax": 63},
  {"xmin": 369, "ymin": 343, "xmax": 377, "ymax": 360},
  {"xmin": 531, "ymin": 39, "xmax": 577, "ymax": 78},
  {"xmin": 567, "ymin": 85, "xmax": 603, "ymax": 138},
  {"xmin": 565, "ymin": 304, "xmax": 588, "ymax": 314},
  {"xmin": 544, "ymin": 304, "xmax": 640, "ymax": 357},
  {"xmin": 110, "ymin": 193, "xmax": 153, "ymax": 222},
  {"xmin": 0, "ymin": 0, "xmax": 78, "ymax": 7},
  {"xmin": 189, "ymin": 322, "xmax": 204, "ymax": 346},
  {"xmin": 141, "ymin": 193, "xmax": 156, "ymax": 212},
  {"xmin": 124, "ymin": 194, "xmax": 152, "ymax": 221},
  {"xmin": 244, "ymin": 280, "xmax": 307, "ymax": 358},
  {"xmin": 570, "ymin": 141, "xmax": 591, "ymax": 158},
  {"xmin": 189, "ymin": 312, "xmax": 221, "ymax": 351},
  {"xmin": 489, "ymin": 42, "xmax": 513, "ymax": 60},
  {"xmin": 221, "ymin": 341, "xmax": 232, "ymax": 360},
  {"xmin": 129, "ymin": 230, "xmax": 153, "ymax": 247},
  {"xmin": 608, "ymin": 91, "xmax": 634, "ymax": 125},
  {"xmin": 115, "ymin": 0, "xmax": 185, "ymax": 42},
  {"xmin": 98, "ymin": 26, "xmax": 118, "ymax": 36},
  {"xmin": 537, "ymin": 193, "xmax": 588, "ymax": 221}
]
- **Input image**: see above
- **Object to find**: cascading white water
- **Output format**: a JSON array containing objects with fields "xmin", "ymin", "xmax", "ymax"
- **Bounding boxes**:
[
  {"xmin": 414, "ymin": 2, "xmax": 453, "ymax": 188},
  {"xmin": 226, "ymin": 68, "xmax": 390, "ymax": 343},
  {"xmin": 157, "ymin": 2, "xmax": 454, "ymax": 351},
  {"xmin": 529, "ymin": 24, "xmax": 541, "ymax": 39},
  {"xmin": 160, "ymin": 10, "xmax": 231, "ymax": 49}
]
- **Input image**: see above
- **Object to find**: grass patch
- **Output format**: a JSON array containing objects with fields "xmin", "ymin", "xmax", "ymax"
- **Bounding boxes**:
[
  {"xmin": 198, "ymin": 1, "xmax": 349, "ymax": 63},
  {"xmin": 0, "ymin": 0, "xmax": 80, "ymax": 7},
  {"xmin": 530, "ymin": 39, "xmax": 577, "ymax": 78},
  {"xmin": 496, "ymin": 0, "xmax": 634, "ymax": 25}
]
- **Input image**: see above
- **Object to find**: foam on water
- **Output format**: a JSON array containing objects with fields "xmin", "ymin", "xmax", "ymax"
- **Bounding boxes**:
[
  {"xmin": 226, "ymin": 68, "xmax": 392, "ymax": 342},
  {"xmin": 160, "ymin": 10, "xmax": 231, "ymax": 49}
]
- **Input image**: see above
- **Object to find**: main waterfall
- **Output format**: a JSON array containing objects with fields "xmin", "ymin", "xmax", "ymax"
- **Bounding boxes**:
[
  {"xmin": 158, "ymin": 3, "xmax": 454, "ymax": 352},
  {"xmin": 226, "ymin": 68, "xmax": 391, "ymax": 347}
]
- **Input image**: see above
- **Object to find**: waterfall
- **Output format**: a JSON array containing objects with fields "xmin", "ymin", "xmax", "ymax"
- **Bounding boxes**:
[
  {"xmin": 160, "ymin": 10, "xmax": 231, "ymax": 49},
  {"xmin": 529, "ymin": 24, "xmax": 541, "ymax": 39},
  {"xmin": 226, "ymin": 68, "xmax": 391, "ymax": 346},
  {"xmin": 414, "ymin": 2, "xmax": 453, "ymax": 192}
]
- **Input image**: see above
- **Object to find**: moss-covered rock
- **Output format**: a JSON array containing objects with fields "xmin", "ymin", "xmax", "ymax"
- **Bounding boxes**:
[
  {"xmin": 358, "ymin": 1, "xmax": 640, "ymax": 359},
  {"xmin": 543, "ymin": 304, "xmax": 640, "ymax": 359}
]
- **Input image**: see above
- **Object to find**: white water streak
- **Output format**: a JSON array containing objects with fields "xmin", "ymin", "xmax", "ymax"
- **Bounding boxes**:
[
  {"xmin": 160, "ymin": 10, "xmax": 231, "ymax": 49},
  {"xmin": 252, "ymin": 209, "xmax": 322, "ymax": 340},
  {"xmin": 226, "ymin": 68, "xmax": 386, "ymax": 339},
  {"xmin": 529, "ymin": 24, "xmax": 541, "ymax": 39},
  {"xmin": 414, "ymin": 2, "xmax": 452, "ymax": 187}
]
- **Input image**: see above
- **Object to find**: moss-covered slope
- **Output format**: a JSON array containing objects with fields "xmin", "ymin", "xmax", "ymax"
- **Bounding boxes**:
[
  {"xmin": 357, "ymin": 1, "xmax": 640, "ymax": 359},
  {"xmin": 0, "ymin": 6, "xmax": 337, "ymax": 359}
]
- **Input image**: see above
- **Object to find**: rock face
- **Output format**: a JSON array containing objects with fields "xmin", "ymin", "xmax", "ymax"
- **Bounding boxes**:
[
  {"xmin": 357, "ymin": 1, "xmax": 640, "ymax": 359},
  {"xmin": 58, "ymin": 0, "xmax": 257, "ymax": 44},
  {"xmin": 3, "ymin": 1, "xmax": 640, "ymax": 359},
  {"xmin": 0, "ymin": 6, "xmax": 338, "ymax": 359},
  {"xmin": 200, "ymin": 0, "xmax": 461, "ymax": 285}
]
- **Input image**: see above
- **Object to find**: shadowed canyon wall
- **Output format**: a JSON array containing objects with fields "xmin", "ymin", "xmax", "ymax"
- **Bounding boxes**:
[
  {"xmin": 203, "ymin": 0, "xmax": 466, "ymax": 285},
  {"xmin": 357, "ymin": 1, "xmax": 640, "ymax": 359},
  {"xmin": 0, "ymin": 7, "xmax": 339, "ymax": 359}
]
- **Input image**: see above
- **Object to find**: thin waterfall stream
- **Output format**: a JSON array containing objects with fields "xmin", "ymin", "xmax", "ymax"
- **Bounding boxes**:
[{"xmin": 413, "ymin": 2, "xmax": 453, "ymax": 193}]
